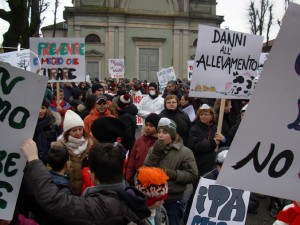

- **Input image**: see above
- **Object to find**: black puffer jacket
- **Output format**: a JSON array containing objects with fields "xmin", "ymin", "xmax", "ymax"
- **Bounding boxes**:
[
  {"xmin": 24, "ymin": 160, "xmax": 150, "ymax": 225},
  {"xmin": 158, "ymin": 108, "xmax": 191, "ymax": 146},
  {"xmin": 187, "ymin": 120, "xmax": 218, "ymax": 177},
  {"xmin": 117, "ymin": 103, "xmax": 138, "ymax": 151}
]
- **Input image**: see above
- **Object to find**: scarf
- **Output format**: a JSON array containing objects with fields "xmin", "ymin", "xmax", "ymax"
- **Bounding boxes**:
[{"xmin": 64, "ymin": 135, "xmax": 88, "ymax": 157}]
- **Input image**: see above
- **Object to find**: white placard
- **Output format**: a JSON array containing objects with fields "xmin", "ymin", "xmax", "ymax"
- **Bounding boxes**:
[
  {"xmin": 0, "ymin": 49, "xmax": 30, "ymax": 70},
  {"xmin": 132, "ymin": 94, "xmax": 146, "ymax": 125},
  {"xmin": 217, "ymin": 3, "xmax": 300, "ymax": 202},
  {"xmin": 108, "ymin": 59, "xmax": 125, "ymax": 78},
  {"xmin": 0, "ymin": 62, "xmax": 48, "ymax": 220},
  {"xmin": 189, "ymin": 25, "xmax": 263, "ymax": 99},
  {"xmin": 156, "ymin": 66, "xmax": 176, "ymax": 89},
  {"xmin": 30, "ymin": 37, "xmax": 86, "ymax": 82},
  {"xmin": 187, "ymin": 178, "xmax": 250, "ymax": 225}
]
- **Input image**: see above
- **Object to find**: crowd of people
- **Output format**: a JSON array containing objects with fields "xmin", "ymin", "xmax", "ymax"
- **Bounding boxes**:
[{"xmin": 1, "ymin": 77, "xmax": 297, "ymax": 225}]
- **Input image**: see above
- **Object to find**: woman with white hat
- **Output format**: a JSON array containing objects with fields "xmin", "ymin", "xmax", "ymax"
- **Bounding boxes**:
[{"xmin": 52, "ymin": 110, "xmax": 92, "ymax": 196}]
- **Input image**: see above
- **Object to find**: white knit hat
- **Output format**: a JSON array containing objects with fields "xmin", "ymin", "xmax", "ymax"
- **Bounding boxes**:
[
  {"xmin": 200, "ymin": 104, "xmax": 211, "ymax": 109},
  {"xmin": 63, "ymin": 110, "xmax": 84, "ymax": 132}
]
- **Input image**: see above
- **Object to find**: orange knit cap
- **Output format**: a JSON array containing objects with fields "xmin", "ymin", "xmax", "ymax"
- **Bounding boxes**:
[{"xmin": 135, "ymin": 167, "xmax": 169, "ymax": 206}]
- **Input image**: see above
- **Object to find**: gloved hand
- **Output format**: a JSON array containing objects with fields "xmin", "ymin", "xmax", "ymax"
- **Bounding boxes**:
[{"xmin": 152, "ymin": 140, "xmax": 166, "ymax": 156}]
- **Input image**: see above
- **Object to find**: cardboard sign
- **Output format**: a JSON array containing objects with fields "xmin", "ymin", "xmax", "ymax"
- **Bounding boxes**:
[
  {"xmin": 217, "ymin": 3, "xmax": 300, "ymax": 202},
  {"xmin": 0, "ymin": 62, "xmax": 48, "ymax": 220},
  {"xmin": 189, "ymin": 25, "xmax": 263, "ymax": 99},
  {"xmin": 30, "ymin": 38, "xmax": 86, "ymax": 82},
  {"xmin": 187, "ymin": 178, "xmax": 250, "ymax": 225},
  {"xmin": 108, "ymin": 59, "xmax": 125, "ymax": 78},
  {"xmin": 157, "ymin": 67, "xmax": 176, "ymax": 88},
  {"xmin": 187, "ymin": 60, "xmax": 194, "ymax": 81},
  {"xmin": 0, "ymin": 49, "xmax": 30, "ymax": 70},
  {"xmin": 132, "ymin": 94, "xmax": 146, "ymax": 125}
]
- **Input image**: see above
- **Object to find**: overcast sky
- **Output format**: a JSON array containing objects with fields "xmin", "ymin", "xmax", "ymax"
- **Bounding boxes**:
[{"xmin": 0, "ymin": 0, "xmax": 300, "ymax": 44}]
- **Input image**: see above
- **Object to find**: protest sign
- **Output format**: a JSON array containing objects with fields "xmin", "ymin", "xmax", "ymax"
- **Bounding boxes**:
[
  {"xmin": 189, "ymin": 25, "xmax": 263, "ymax": 99},
  {"xmin": 187, "ymin": 60, "xmax": 194, "ymax": 80},
  {"xmin": 187, "ymin": 178, "xmax": 249, "ymax": 225},
  {"xmin": 30, "ymin": 38, "xmax": 85, "ymax": 82},
  {"xmin": 132, "ymin": 94, "xmax": 146, "ymax": 125},
  {"xmin": 108, "ymin": 59, "xmax": 125, "ymax": 78},
  {"xmin": 0, "ymin": 49, "xmax": 30, "ymax": 70},
  {"xmin": 157, "ymin": 67, "xmax": 176, "ymax": 89},
  {"xmin": 0, "ymin": 62, "xmax": 48, "ymax": 220},
  {"xmin": 217, "ymin": 3, "xmax": 300, "ymax": 202}
]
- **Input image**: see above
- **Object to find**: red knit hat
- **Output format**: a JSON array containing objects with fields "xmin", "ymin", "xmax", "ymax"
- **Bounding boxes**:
[
  {"xmin": 118, "ymin": 93, "xmax": 131, "ymax": 108},
  {"xmin": 135, "ymin": 167, "xmax": 169, "ymax": 206}
]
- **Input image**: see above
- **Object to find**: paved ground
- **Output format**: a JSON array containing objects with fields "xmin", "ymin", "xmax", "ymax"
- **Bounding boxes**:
[{"xmin": 245, "ymin": 195, "xmax": 276, "ymax": 225}]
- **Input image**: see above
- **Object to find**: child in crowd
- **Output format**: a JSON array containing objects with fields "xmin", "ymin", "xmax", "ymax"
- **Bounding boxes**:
[
  {"xmin": 135, "ymin": 167, "xmax": 169, "ymax": 225},
  {"xmin": 47, "ymin": 144, "xmax": 73, "ymax": 195},
  {"xmin": 126, "ymin": 113, "xmax": 160, "ymax": 186},
  {"xmin": 18, "ymin": 145, "xmax": 73, "ymax": 225}
]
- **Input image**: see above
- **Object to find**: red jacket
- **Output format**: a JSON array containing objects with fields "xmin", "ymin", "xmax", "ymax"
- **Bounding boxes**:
[{"xmin": 125, "ymin": 135, "xmax": 157, "ymax": 182}]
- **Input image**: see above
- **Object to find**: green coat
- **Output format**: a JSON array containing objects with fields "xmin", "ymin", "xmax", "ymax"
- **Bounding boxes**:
[{"xmin": 143, "ymin": 138, "xmax": 198, "ymax": 201}]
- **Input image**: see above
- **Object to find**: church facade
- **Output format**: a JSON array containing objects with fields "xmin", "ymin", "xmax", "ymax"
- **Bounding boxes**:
[{"xmin": 57, "ymin": 0, "xmax": 224, "ymax": 81}]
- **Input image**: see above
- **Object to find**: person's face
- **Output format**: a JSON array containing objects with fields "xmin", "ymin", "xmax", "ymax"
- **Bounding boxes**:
[
  {"xmin": 224, "ymin": 101, "xmax": 232, "ymax": 113},
  {"xmin": 148, "ymin": 86, "xmax": 156, "ymax": 95},
  {"xmin": 157, "ymin": 128, "xmax": 172, "ymax": 145},
  {"xmin": 149, "ymin": 199, "xmax": 165, "ymax": 209},
  {"xmin": 69, "ymin": 126, "xmax": 84, "ymax": 139},
  {"xmin": 94, "ymin": 88, "xmax": 104, "ymax": 96},
  {"xmin": 95, "ymin": 100, "xmax": 108, "ymax": 113},
  {"xmin": 144, "ymin": 122, "xmax": 157, "ymax": 136},
  {"xmin": 59, "ymin": 92, "xmax": 64, "ymax": 100},
  {"xmin": 166, "ymin": 84, "xmax": 175, "ymax": 93},
  {"xmin": 180, "ymin": 96, "xmax": 188, "ymax": 107},
  {"xmin": 39, "ymin": 106, "xmax": 47, "ymax": 118},
  {"xmin": 78, "ymin": 93, "xmax": 83, "ymax": 101},
  {"xmin": 165, "ymin": 98, "xmax": 178, "ymax": 110},
  {"xmin": 199, "ymin": 111, "xmax": 212, "ymax": 125}
]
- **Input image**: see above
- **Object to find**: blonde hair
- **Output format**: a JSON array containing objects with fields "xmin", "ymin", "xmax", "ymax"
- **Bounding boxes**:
[{"xmin": 196, "ymin": 107, "xmax": 216, "ymax": 123}]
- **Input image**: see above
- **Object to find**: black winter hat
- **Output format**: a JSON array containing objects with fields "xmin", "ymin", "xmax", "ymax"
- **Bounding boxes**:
[
  {"xmin": 148, "ymin": 82, "xmax": 158, "ymax": 90},
  {"xmin": 92, "ymin": 83, "xmax": 103, "ymax": 93},
  {"xmin": 91, "ymin": 117, "xmax": 126, "ymax": 143},
  {"xmin": 145, "ymin": 113, "xmax": 160, "ymax": 129},
  {"xmin": 42, "ymin": 99, "xmax": 50, "ymax": 108}
]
